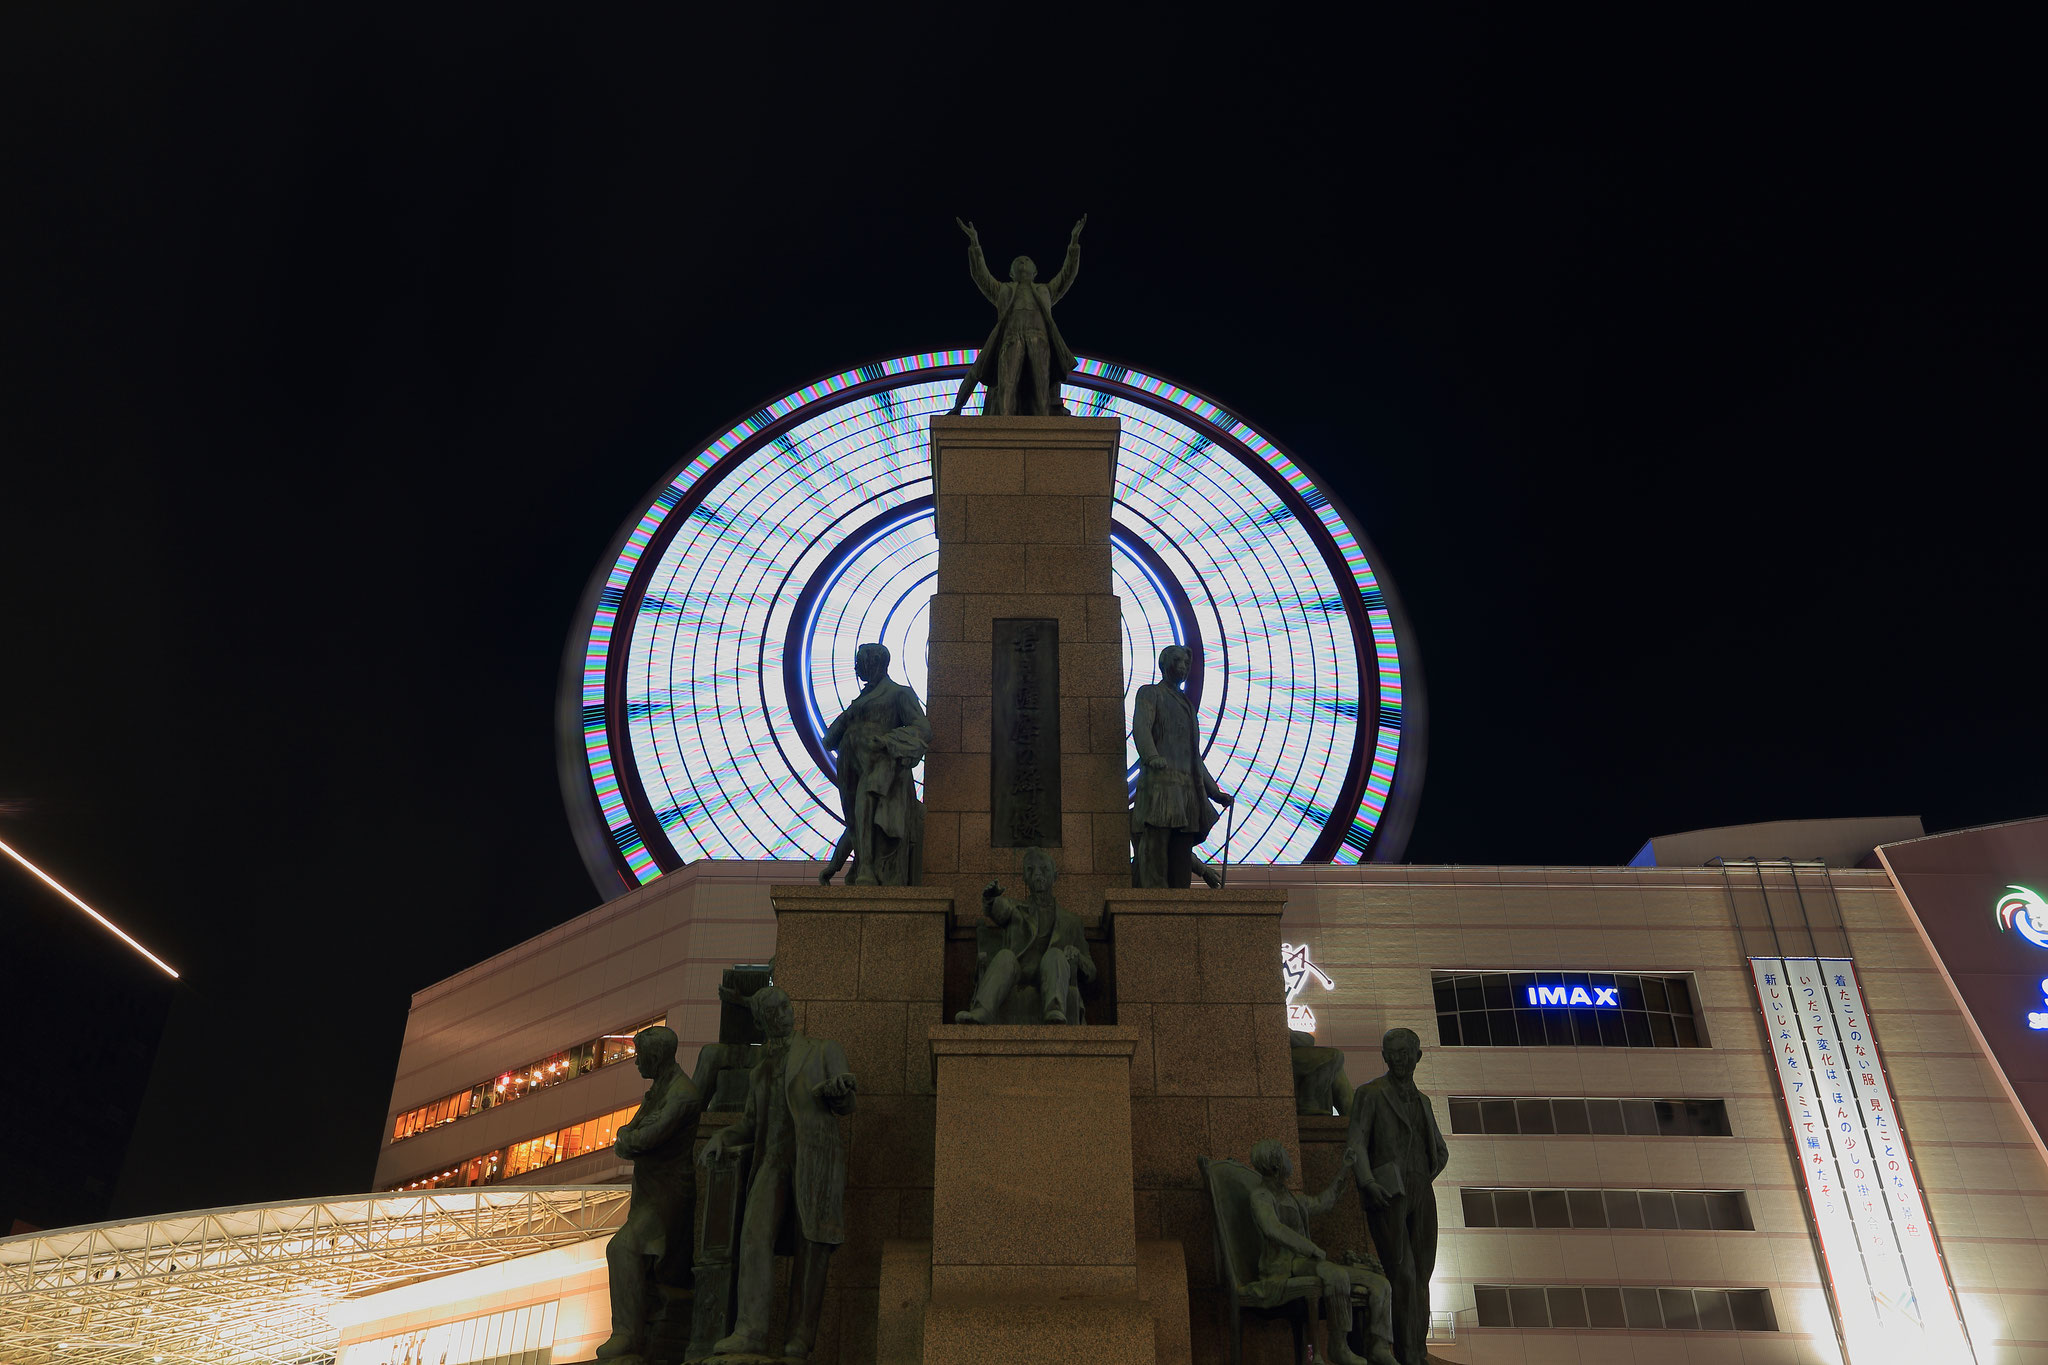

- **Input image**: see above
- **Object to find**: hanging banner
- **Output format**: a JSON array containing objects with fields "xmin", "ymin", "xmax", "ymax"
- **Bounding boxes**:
[{"xmin": 1749, "ymin": 956, "xmax": 1974, "ymax": 1362}]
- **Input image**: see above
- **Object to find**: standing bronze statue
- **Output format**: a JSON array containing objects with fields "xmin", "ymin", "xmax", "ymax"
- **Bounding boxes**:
[
  {"xmin": 946, "ymin": 215, "xmax": 1086, "ymax": 417},
  {"xmin": 1344, "ymin": 1029, "xmax": 1449, "ymax": 1365},
  {"xmin": 1131, "ymin": 644, "xmax": 1234, "ymax": 888},
  {"xmin": 818, "ymin": 642, "xmax": 931, "ymax": 886},
  {"xmin": 593, "ymin": 1026, "xmax": 703, "ymax": 1364},
  {"xmin": 955, "ymin": 848, "xmax": 1095, "ymax": 1025},
  {"xmin": 697, "ymin": 986, "xmax": 857, "ymax": 1361}
]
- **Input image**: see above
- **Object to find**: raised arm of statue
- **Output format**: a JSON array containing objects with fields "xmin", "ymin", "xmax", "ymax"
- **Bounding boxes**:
[
  {"xmin": 1303, "ymin": 1156, "xmax": 1349, "ymax": 1218},
  {"xmin": 1046, "ymin": 221, "xmax": 1083, "ymax": 303},
  {"xmin": 959, "ymin": 217, "xmax": 1001, "ymax": 303}
]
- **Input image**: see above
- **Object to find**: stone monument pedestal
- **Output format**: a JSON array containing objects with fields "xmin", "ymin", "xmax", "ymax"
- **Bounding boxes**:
[
  {"xmin": 906, "ymin": 1024, "xmax": 1170, "ymax": 1365},
  {"xmin": 922, "ymin": 415, "xmax": 1130, "ymax": 925},
  {"xmin": 762, "ymin": 884, "xmax": 956, "ymax": 1363}
]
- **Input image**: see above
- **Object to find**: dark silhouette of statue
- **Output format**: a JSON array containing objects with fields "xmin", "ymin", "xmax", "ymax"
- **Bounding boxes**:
[
  {"xmin": 947, "ymin": 215, "xmax": 1086, "ymax": 417},
  {"xmin": 1344, "ymin": 1029, "xmax": 1449, "ymax": 1365},
  {"xmin": 1291, "ymin": 1029, "xmax": 1354, "ymax": 1117},
  {"xmin": 955, "ymin": 848, "xmax": 1095, "ymax": 1025},
  {"xmin": 1131, "ymin": 645, "xmax": 1234, "ymax": 887},
  {"xmin": 593, "ymin": 1026, "xmax": 703, "ymax": 1363},
  {"xmin": 818, "ymin": 643, "xmax": 930, "ymax": 885},
  {"xmin": 1246, "ymin": 1139, "xmax": 1396, "ymax": 1365},
  {"xmin": 696, "ymin": 986, "xmax": 857, "ymax": 1362}
]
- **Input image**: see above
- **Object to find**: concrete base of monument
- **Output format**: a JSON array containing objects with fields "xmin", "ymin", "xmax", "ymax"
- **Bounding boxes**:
[
  {"xmin": 891, "ymin": 1024, "xmax": 1192, "ymax": 1364},
  {"xmin": 875, "ymin": 1238, "xmax": 1190, "ymax": 1365},
  {"xmin": 923, "ymin": 1294, "xmax": 1155, "ymax": 1365}
]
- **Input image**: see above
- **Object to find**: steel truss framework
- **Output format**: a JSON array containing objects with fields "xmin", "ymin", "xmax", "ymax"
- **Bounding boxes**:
[{"xmin": 0, "ymin": 1188, "xmax": 629, "ymax": 1365}]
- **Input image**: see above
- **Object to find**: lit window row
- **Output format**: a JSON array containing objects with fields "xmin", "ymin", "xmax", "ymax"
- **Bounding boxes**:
[
  {"xmin": 1460, "ymin": 1187, "xmax": 1751, "ymax": 1231},
  {"xmin": 391, "ymin": 1103, "xmax": 639, "ymax": 1191},
  {"xmin": 1432, "ymin": 971, "xmax": 1704, "ymax": 1048},
  {"xmin": 389, "ymin": 1015, "xmax": 666, "ymax": 1144},
  {"xmin": 1473, "ymin": 1284, "xmax": 1776, "ymax": 1332},
  {"xmin": 1447, "ymin": 1096, "xmax": 1731, "ymax": 1137}
]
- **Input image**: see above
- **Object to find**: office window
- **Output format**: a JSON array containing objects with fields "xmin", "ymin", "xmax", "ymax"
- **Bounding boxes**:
[
  {"xmin": 1461, "ymin": 1188, "xmax": 1750, "ymax": 1231},
  {"xmin": 1473, "ymin": 1285, "xmax": 1775, "ymax": 1331},
  {"xmin": 391, "ymin": 1101, "xmax": 640, "ymax": 1192},
  {"xmin": 1446, "ymin": 1096, "xmax": 1730, "ymax": 1137},
  {"xmin": 1433, "ymin": 972, "xmax": 1703, "ymax": 1047},
  {"xmin": 389, "ymin": 1015, "xmax": 667, "ymax": 1144}
]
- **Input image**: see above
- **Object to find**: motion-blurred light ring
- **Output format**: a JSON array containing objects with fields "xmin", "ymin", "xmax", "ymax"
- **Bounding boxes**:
[{"xmin": 560, "ymin": 352, "xmax": 1424, "ymax": 894}]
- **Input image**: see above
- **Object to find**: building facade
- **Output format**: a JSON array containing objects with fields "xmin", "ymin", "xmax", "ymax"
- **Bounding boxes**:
[{"xmin": 368, "ymin": 817, "xmax": 2048, "ymax": 1363}]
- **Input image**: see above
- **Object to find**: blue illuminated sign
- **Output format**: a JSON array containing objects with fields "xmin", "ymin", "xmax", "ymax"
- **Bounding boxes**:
[
  {"xmin": 1526, "ymin": 985, "xmax": 1618, "ymax": 1007},
  {"xmin": 2030, "ymin": 978, "xmax": 2048, "ymax": 1032}
]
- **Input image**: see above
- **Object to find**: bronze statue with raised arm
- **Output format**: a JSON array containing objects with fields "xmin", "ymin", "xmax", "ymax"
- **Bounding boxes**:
[
  {"xmin": 955, "ymin": 848, "xmax": 1096, "ymax": 1025},
  {"xmin": 946, "ymin": 215, "xmax": 1086, "ymax": 417}
]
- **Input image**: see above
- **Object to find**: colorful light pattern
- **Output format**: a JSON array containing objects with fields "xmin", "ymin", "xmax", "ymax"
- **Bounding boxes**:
[
  {"xmin": 1995, "ymin": 885, "xmax": 2048, "ymax": 949},
  {"xmin": 568, "ymin": 353, "xmax": 1417, "ymax": 889}
]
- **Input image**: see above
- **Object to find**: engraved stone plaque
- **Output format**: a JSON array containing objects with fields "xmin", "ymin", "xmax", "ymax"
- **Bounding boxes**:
[{"xmin": 991, "ymin": 618, "xmax": 1062, "ymax": 846}]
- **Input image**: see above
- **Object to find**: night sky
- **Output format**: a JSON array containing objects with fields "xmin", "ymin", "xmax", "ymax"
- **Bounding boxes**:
[{"xmin": 3, "ymin": 10, "xmax": 2040, "ymax": 1219}]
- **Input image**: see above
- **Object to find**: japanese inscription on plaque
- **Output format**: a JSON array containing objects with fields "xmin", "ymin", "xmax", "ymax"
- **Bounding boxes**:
[{"xmin": 991, "ymin": 618, "xmax": 1062, "ymax": 846}]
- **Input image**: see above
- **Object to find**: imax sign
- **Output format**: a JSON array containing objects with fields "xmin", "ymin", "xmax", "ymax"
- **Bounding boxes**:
[{"xmin": 1526, "ymin": 985, "xmax": 1619, "ymax": 1007}]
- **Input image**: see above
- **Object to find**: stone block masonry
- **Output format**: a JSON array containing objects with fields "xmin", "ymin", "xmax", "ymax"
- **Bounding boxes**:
[{"xmin": 924, "ymin": 416, "xmax": 1130, "ymax": 925}]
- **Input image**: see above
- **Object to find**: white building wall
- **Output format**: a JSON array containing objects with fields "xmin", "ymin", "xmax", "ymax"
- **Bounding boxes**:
[{"xmin": 374, "ymin": 860, "xmax": 2048, "ymax": 1360}]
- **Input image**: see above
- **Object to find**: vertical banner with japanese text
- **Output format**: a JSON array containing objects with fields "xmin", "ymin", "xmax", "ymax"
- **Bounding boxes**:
[{"xmin": 1750, "ymin": 956, "xmax": 1973, "ymax": 1363}]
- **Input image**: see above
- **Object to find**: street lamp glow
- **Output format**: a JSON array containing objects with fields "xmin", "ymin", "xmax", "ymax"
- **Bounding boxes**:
[{"xmin": 0, "ymin": 836, "xmax": 179, "ymax": 978}]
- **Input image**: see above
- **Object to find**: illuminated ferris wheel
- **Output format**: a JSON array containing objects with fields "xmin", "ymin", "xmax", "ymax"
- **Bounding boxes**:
[{"xmin": 559, "ymin": 353, "xmax": 1425, "ymax": 895}]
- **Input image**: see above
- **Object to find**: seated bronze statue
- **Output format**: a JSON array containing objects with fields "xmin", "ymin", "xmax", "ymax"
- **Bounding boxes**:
[
  {"xmin": 1247, "ymin": 1139, "xmax": 1396, "ymax": 1365},
  {"xmin": 955, "ymin": 848, "xmax": 1094, "ymax": 1025}
]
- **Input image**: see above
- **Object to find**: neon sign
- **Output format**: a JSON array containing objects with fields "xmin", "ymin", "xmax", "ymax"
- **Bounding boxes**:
[
  {"xmin": 1281, "ymin": 942, "xmax": 1334, "ymax": 1031},
  {"xmin": 1525, "ymin": 984, "xmax": 1617, "ymax": 1007},
  {"xmin": 1996, "ymin": 885, "xmax": 2048, "ymax": 949},
  {"xmin": 2031, "ymin": 978, "xmax": 2048, "ymax": 1032}
]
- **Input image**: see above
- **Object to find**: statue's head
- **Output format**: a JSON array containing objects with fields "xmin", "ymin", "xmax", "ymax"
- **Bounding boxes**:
[
  {"xmin": 1158, "ymin": 645, "xmax": 1191, "ymax": 684},
  {"xmin": 1009, "ymin": 255, "xmax": 1037, "ymax": 284},
  {"xmin": 854, "ymin": 642, "xmax": 891, "ymax": 684},
  {"xmin": 632, "ymin": 1025, "xmax": 678, "ymax": 1079},
  {"xmin": 1381, "ymin": 1026, "xmax": 1422, "ymax": 1082},
  {"xmin": 748, "ymin": 985, "xmax": 796, "ymax": 1040},
  {"xmin": 1249, "ymin": 1138, "xmax": 1294, "ymax": 1183},
  {"xmin": 1021, "ymin": 847, "xmax": 1056, "ymax": 894}
]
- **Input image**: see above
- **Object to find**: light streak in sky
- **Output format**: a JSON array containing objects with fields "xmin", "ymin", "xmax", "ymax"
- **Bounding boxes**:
[{"xmin": 0, "ymin": 835, "xmax": 180, "ymax": 978}]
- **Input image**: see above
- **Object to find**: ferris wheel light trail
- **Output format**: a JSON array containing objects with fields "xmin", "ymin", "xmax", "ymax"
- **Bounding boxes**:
[{"xmin": 0, "ymin": 835, "xmax": 180, "ymax": 978}]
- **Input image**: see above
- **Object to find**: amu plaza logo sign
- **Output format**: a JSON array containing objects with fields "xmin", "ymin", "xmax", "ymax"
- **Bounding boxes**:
[{"xmin": 1280, "ymin": 942, "xmax": 1334, "ymax": 1031}]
